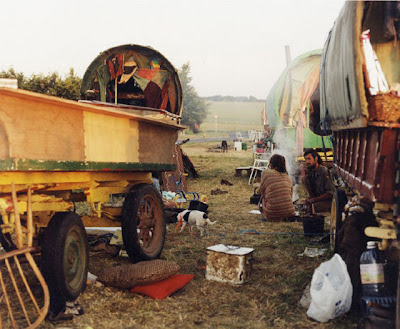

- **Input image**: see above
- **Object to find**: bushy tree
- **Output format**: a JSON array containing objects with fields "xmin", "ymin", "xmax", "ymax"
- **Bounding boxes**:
[
  {"xmin": 179, "ymin": 63, "xmax": 208, "ymax": 133},
  {"xmin": 0, "ymin": 67, "xmax": 82, "ymax": 100},
  {"xmin": 54, "ymin": 69, "xmax": 82, "ymax": 100}
]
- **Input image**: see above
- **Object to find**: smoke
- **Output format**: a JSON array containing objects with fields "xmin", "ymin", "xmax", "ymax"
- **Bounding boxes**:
[{"xmin": 271, "ymin": 127, "xmax": 301, "ymax": 201}]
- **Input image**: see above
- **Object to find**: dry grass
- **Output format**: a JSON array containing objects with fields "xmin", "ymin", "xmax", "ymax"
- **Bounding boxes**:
[{"xmin": 1, "ymin": 143, "xmax": 359, "ymax": 328}]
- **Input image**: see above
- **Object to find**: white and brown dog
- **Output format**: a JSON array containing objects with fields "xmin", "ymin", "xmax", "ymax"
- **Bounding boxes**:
[{"xmin": 176, "ymin": 210, "xmax": 216, "ymax": 237}]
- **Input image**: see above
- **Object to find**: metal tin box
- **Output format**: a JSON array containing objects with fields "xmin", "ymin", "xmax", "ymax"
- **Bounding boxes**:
[{"xmin": 206, "ymin": 244, "xmax": 254, "ymax": 284}]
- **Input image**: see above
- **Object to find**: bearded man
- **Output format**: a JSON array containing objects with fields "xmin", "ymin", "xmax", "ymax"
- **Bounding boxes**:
[{"xmin": 302, "ymin": 149, "xmax": 335, "ymax": 213}]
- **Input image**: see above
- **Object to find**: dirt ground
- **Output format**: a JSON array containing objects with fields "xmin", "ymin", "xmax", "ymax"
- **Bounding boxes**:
[{"xmin": 2, "ymin": 141, "xmax": 359, "ymax": 328}]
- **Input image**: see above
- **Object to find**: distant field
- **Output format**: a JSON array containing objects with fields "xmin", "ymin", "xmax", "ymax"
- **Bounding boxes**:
[{"xmin": 200, "ymin": 101, "xmax": 264, "ymax": 133}]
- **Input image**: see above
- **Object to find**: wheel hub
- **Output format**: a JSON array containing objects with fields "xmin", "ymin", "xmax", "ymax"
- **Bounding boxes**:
[{"xmin": 64, "ymin": 232, "xmax": 84, "ymax": 288}]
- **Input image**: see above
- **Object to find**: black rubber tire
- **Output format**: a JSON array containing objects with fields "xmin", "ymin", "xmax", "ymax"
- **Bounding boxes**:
[
  {"xmin": 0, "ymin": 215, "xmax": 16, "ymax": 251},
  {"xmin": 122, "ymin": 184, "xmax": 166, "ymax": 263},
  {"xmin": 41, "ymin": 212, "xmax": 88, "ymax": 302},
  {"xmin": 330, "ymin": 189, "xmax": 347, "ymax": 252}
]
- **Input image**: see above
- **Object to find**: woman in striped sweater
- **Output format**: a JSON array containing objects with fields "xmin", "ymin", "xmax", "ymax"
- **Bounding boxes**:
[{"xmin": 259, "ymin": 154, "xmax": 295, "ymax": 221}]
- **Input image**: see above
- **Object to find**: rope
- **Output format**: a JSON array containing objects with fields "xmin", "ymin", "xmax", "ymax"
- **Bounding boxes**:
[{"xmin": 206, "ymin": 228, "xmax": 332, "ymax": 237}]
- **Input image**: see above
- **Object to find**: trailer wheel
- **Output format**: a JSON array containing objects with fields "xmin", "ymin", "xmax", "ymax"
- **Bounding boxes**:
[
  {"xmin": 330, "ymin": 189, "xmax": 347, "ymax": 252},
  {"xmin": 0, "ymin": 215, "xmax": 16, "ymax": 251},
  {"xmin": 41, "ymin": 212, "xmax": 88, "ymax": 303},
  {"xmin": 122, "ymin": 184, "xmax": 166, "ymax": 263}
]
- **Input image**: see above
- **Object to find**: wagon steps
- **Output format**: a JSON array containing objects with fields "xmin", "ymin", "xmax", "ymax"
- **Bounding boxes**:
[{"xmin": 0, "ymin": 183, "xmax": 50, "ymax": 329}]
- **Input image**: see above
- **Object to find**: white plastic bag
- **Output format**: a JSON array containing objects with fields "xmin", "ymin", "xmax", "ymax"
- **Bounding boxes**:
[{"xmin": 307, "ymin": 254, "xmax": 353, "ymax": 323}]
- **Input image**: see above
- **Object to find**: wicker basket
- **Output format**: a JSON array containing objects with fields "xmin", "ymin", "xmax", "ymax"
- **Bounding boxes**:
[{"xmin": 368, "ymin": 93, "xmax": 400, "ymax": 123}]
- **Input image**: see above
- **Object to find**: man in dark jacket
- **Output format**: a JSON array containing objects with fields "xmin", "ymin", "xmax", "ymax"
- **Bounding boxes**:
[{"xmin": 302, "ymin": 149, "xmax": 335, "ymax": 213}]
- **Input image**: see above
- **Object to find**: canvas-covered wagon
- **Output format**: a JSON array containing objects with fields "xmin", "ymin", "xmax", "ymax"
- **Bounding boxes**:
[
  {"xmin": 311, "ymin": 2, "xmax": 400, "ymax": 320},
  {"xmin": 265, "ymin": 49, "xmax": 332, "ymax": 152},
  {"xmin": 0, "ymin": 44, "xmax": 184, "ymax": 327},
  {"xmin": 313, "ymin": 1, "xmax": 400, "ymax": 249}
]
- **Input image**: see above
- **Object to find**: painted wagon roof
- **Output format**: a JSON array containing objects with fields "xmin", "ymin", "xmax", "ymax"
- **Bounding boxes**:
[
  {"xmin": 80, "ymin": 44, "xmax": 183, "ymax": 117},
  {"xmin": 265, "ymin": 49, "xmax": 322, "ymax": 128}
]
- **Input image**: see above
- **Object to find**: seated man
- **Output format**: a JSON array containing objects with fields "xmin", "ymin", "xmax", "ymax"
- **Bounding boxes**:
[{"xmin": 302, "ymin": 149, "xmax": 335, "ymax": 213}]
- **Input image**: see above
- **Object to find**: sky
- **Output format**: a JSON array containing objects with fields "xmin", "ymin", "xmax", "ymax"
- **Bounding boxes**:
[{"xmin": 0, "ymin": 0, "xmax": 346, "ymax": 99}]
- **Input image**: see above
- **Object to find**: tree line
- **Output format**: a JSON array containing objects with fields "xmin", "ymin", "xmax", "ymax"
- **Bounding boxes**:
[
  {"xmin": 203, "ymin": 95, "xmax": 263, "ymax": 102},
  {"xmin": 0, "ymin": 67, "xmax": 82, "ymax": 100},
  {"xmin": 0, "ymin": 64, "xmax": 210, "ymax": 132}
]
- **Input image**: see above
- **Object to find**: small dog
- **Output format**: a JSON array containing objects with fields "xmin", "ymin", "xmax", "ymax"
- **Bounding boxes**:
[{"xmin": 177, "ymin": 210, "xmax": 217, "ymax": 237}]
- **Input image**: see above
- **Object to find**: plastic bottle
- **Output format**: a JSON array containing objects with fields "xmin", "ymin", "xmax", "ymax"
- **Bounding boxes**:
[{"xmin": 360, "ymin": 241, "xmax": 386, "ymax": 296}]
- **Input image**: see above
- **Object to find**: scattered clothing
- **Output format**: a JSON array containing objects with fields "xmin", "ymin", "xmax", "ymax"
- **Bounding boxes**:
[
  {"xmin": 65, "ymin": 301, "xmax": 84, "ymax": 316},
  {"xmin": 211, "ymin": 188, "xmax": 228, "ymax": 195},
  {"xmin": 299, "ymin": 283, "xmax": 311, "ymax": 309},
  {"xmin": 47, "ymin": 301, "xmax": 84, "ymax": 323},
  {"xmin": 221, "ymin": 179, "xmax": 233, "ymax": 186},
  {"xmin": 90, "ymin": 242, "xmax": 120, "ymax": 257},
  {"xmin": 87, "ymin": 233, "xmax": 121, "ymax": 256},
  {"xmin": 298, "ymin": 247, "xmax": 327, "ymax": 258}
]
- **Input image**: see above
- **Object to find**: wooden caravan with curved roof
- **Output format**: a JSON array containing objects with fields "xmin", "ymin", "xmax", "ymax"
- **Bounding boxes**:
[{"xmin": 0, "ymin": 44, "xmax": 184, "ymax": 328}]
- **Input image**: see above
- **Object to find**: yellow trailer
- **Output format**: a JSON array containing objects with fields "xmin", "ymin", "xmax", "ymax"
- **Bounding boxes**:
[{"xmin": 0, "ymin": 44, "xmax": 184, "ymax": 328}]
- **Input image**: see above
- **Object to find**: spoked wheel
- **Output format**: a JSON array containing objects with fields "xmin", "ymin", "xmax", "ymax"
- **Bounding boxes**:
[
  {"xmin": 41, "ymin": 212, "xmax": 88, "ymax": 305},
  {"xmin": 330, "ymin": 189, "xmax": 347, "ymax": 252},
  {"xmin": 122, "ymin": 184, "xmax": 166, "ymax": 263}
]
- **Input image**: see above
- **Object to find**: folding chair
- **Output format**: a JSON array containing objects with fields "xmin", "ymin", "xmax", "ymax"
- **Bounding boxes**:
[{"xmin": 248, "ymin": 159, "xmax": 269, "ymax": 185}]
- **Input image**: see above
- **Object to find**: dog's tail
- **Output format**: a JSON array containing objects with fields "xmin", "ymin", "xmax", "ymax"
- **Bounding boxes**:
[{"xmin": 206, "ymin": 218, "xmax": 217, "ymax": 225}]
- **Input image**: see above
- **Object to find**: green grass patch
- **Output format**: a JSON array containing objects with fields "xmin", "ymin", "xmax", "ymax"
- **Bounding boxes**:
[{"xmin": 202, "ymin": 101, "xmax": 264, "ymax": 132}]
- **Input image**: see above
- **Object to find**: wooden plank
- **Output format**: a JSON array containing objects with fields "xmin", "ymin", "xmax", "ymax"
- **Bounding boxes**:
[
  {"xmin": 83, "ymin": 111, "xmax": 140, "ymax": 162},
  {"xmin": 365, "ymin": 226, "xmax": 396, "ymax": 239},
  {"xmin": 0, "ymin": 88, "xmax": 184, "ymax": 129},
  {"xmin": 1, "ymin": 91, "xmax": 85, "ymax": 161},
  {"xmin": 138, "ymin": 122, "xmax": 178, "ymax": 164}
]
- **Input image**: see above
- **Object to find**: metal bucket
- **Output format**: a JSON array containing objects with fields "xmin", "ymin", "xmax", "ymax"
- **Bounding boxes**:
[{"xmin": 302, "ymin": 215, "xmax": 325, "ymax": 237}]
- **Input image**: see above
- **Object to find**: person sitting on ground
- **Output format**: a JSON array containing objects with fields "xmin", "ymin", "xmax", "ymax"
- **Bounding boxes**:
[
  {"xmin": 258, "ymin": 154, "xmax": 295, "ymax": 221},
  {"xmin": 302, "ymin": 148, "xmax": 335, "ymax": 213}
]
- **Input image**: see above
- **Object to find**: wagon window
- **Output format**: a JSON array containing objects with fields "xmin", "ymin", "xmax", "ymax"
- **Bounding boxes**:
[{"xmin": 362, "ymin": 2, "xmax": 400, "ymax": 89}]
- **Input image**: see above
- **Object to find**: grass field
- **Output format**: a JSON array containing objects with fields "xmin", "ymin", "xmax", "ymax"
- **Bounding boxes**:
[
  {"xmin": 200, "ymin": 101, "xmax": 264, "ymax": 133},
  {"xmin": 25, "ymin": 141, "xmax": 358, "ymax": 329}
]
